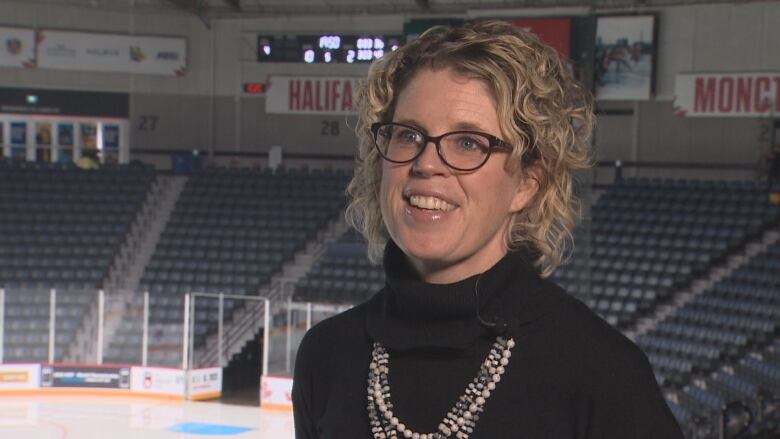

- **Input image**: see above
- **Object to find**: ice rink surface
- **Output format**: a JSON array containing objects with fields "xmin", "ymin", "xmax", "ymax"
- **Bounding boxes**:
[{"xmin": 0, "ymin": 395, "xmax": 295, "ymax": 439}]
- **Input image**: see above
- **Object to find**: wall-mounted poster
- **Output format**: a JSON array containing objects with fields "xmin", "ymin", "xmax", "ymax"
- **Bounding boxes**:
[
  {"xmin": 10, "ymin": 121, "xmax": 26, "ymax": 146},
  {"xmin": 80, "ymin": 122, "xmax": 97, "ymax": 159},
  {"xmin": 594, "ymin": 15, "xmax": 656, "ymax": 100},
  {"xmin": 36, "ymin": 123, "xmax": 52, "ymax": 146},
  {"xmin": 103, "ymin": 124, "xmax": 119, "ymax": 149},
  {"xmin": 58, "ymin": 123, "xmax": 74, "ymax": 146},
  {"xmin": 57, "ymin": 123, "xmax": 74, "ymax": 163},
  {"xmin": 102, "ymin": 124, "xmax": 119, "ymax": 165},
  {"xmin": 10, "ymin": 122, "xmax": 28, "ymax": 161}
]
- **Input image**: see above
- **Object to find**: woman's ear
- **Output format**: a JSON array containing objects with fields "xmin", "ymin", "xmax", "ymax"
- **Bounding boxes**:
[{"xmin": 510, "ymin": 164, "xmax": 542, "ymax": 213}]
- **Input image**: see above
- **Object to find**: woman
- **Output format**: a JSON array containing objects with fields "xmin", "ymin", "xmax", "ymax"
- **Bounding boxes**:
[{"xmin": 293, "ymin": 21, "xmax": 684, "ymax": 438}]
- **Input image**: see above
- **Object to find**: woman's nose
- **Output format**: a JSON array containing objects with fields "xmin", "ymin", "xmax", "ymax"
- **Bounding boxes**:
[{"xmin": 412, "ymin": 140, "xmax": 448, "ymax": 176}]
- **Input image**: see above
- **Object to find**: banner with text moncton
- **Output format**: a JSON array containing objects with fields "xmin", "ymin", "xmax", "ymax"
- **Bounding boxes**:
[
  {"xmin": 37, "ymin": 30, "xmax": 187, "ymax": 76},
  {"xmin": 675, "ymin": 72, "xmax": 780, "ymax": 117}
]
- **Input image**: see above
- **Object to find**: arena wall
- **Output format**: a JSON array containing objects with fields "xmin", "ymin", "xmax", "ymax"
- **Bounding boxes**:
[{"xmin": 1, "ymin": 1, "xmax": 778, "ymax": 166}]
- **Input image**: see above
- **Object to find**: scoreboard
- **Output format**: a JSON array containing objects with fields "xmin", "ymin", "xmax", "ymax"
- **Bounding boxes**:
[{"xmin": 257, "ymin": 35, "xmax": 402, "ymax": 63}]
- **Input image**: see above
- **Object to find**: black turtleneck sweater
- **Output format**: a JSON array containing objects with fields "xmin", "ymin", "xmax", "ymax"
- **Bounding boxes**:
[{"xmin": 292, "ymin": 242, "xmax": 685, "ymax": 438}]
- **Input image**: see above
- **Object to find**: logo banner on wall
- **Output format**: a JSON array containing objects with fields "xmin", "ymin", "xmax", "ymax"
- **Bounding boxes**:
[
  {"xmin": 674, "ymin": 72, "xmax": 780, "ymax": 117},
  {"xmin": 40, "ymin": 365, "xmax": 131, "ymax": 389},
  {"xmin": 37, "ymin": 30, "xmax": 187, "ymax": 76},
  {"xmin": 594, "ymin": 15, "xmax": 656, "ymax": 100},
  {"xmin": 266, "ymin": 76, "xmax": 360, "ymax": 115},
  {"xmin": 0, "ymin": 27, "xmax": 35, "ymax": 68}
]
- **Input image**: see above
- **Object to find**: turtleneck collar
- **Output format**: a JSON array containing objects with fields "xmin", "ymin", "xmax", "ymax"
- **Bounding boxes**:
[{"xmin": 365, "ymin": 240, "xmax": 550, "ymax": 351}]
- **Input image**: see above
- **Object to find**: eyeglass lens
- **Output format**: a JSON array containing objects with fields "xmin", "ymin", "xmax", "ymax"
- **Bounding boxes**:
[{"xmin": 375, "ymin": 124, "xmax": 491, "ymax": 170}]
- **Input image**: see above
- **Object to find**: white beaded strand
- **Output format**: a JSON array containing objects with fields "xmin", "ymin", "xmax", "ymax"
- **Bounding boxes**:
[{"xmin": 367, "ymin": 336, "xmax": 515, "ymax": 439}]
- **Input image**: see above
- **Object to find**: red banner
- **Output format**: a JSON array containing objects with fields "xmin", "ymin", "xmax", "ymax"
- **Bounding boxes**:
[
  {"xmin": 505, "ymin": 19, "xmax": 571, "ymax": 59},
  {"xmin": 674, "ymin": 73, "xmax": 780, "ymax": 117}
]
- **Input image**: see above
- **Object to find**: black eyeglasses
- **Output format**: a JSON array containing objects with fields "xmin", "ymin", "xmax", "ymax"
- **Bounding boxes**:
[{"xmin": 371, "ymin": 122, "xmax": 514, "ymax": 171}]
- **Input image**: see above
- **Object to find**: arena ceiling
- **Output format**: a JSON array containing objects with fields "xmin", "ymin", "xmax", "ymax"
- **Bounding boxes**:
[{"xmin": 9, "ymin": 0, "xmax": 772, "ymax": 17}]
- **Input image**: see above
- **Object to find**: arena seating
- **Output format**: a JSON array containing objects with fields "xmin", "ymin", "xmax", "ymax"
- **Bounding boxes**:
[
  {"xmin": 640, "ymin": 240, "xmax": 780, "ymax": 389},
  {"xmin": 554, "ymin": 177, "xmax": 780, "ymax": 330},
  {"xmin": 293, "ymin": 229, "xmax": 383, "ymax": 303},
  {"xmin": 640, "ymin": 240, "xmax": 780, "ymax": 434},
  {"xmin": 0, "ymin": 160, "xmax": 156, "ymax": 362},
  {"xmin": 104, "ymin": 167, "xmax": 351, "ymax": 366}
]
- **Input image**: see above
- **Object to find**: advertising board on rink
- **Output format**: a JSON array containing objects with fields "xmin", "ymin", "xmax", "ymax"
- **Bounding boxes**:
[
  {"xmin": 0, "ymin": 27, "xmax": 36, "ymax": 68},
  {"xmin": 40, "ymin": 365, "xmax": 131, "ymax": 389},
  {"xmin": 675, "ymin": 72, "xmax": 780, "ymax": 117},
  {"xmin": 260, "ymin": 375, "xmax": 294, "ymax": 412},
  {"xmin": 37, "ymin": 30, "xmax": 187, "ymax": 76},
  {"xmin": 130, "ymin": 367, "xmax": 186, "ymax": 398},
  {"xmin": 0, "ymin": 364, "xmax": 40, "ymax": 390},
  {"xmin": 188, "ymin": 367, "xmax": 222, "ymax": 400},
  {"xmin": 266, "ymin": 76, "xmax": 360, "ymax": 115}
]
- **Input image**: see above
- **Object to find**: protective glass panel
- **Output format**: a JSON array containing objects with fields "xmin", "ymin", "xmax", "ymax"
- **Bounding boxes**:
[
  {"xmin": 2, "ymin": 287, "xmax": 52, "ymax": 363},
  {"xmin": 190, "ymin": 293, "xmax": 264, "ymax": 371},
  {"xmin": 265, "ymin": 299, "xmax": 351, "ymax": 377},
  {"xmin": 54, "ymin": 287, "xmax": 98, "ymax": 364},
  {"xmin": 146, "ymin": 292, "xmax": 185, "ymax": 368},
  {"xmin": 102, "ymin": 290, "xmax": 146, "ymax": 366}
]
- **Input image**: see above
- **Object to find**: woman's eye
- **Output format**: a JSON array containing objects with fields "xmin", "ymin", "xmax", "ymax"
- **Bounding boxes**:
[
  {"xmin": 397, "ymin": 130, "xmax": 421, "ymax": 143},
  {"xmin": 457, "ymin": 136, "xmax": 485, "ymax": 151}
]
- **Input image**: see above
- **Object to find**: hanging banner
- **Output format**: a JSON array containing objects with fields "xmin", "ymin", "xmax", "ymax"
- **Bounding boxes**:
[
  {"xmin": 674, "ymin": 72, "xmax": 780, "ymax": 117},
  {"xmin": 505, "ymin": 19, "xmax": 571, "ymax": 59},
  {"xmin": 0, "ymin": 27, "xmax": 35, "ymax": 68},
  {"xmin": 594, "ymin": 15, "xmax": 656, "ymax": 100},
  {"xmin": 266, "ymin": 76, "xmax": 360, "ymax": 115},
  {"xmin": 37, "ymin": 30, "xmax": 187, "ymax": 76}
]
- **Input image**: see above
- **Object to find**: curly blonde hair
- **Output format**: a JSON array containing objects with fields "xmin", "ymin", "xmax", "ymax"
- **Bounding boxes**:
[{"xmin": 345, "ymin": 20, "xmax": 593, "ymax": 278}]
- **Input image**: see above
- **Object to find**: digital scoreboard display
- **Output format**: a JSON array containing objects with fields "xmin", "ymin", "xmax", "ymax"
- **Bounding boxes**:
[{"xmin": 257, "ymin": 34, "xmax": 402, "ymax": 63}]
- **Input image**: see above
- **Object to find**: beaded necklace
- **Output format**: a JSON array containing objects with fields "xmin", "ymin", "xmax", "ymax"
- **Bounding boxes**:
[{"xmin": 367, "ymin": 336, "xmax": 515, "ymax": 439}]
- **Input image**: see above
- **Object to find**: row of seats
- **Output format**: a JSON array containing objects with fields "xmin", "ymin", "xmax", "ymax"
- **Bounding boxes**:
[
  {"xmin": 107, "ymin": 167, "xmax": 350, "ymax": 366},
  {"xmin": 639, "ymin": 240, "xmax": 780, "ymax": 433},
  {"xmin": 0, "ymin": 161, "xmax": 154, "ymax": 360},
  {"xmin": 554, "ymin": 177, "xmax": 778, "ymax": 329}
]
